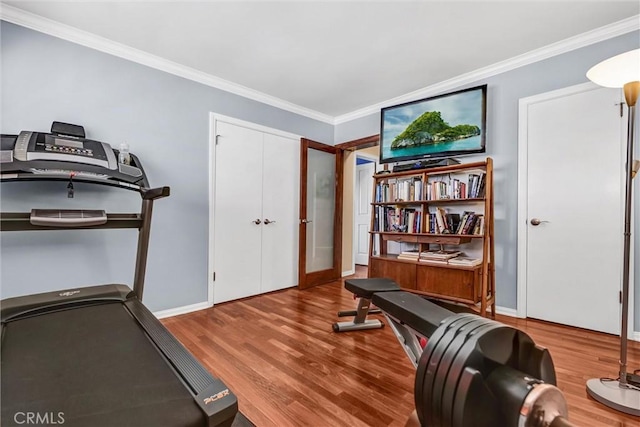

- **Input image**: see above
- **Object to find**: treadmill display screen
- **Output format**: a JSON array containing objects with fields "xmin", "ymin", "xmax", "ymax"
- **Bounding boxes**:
[{"xmin": 53, "ymin": 138, "xmax": 83, "ymax": 149}]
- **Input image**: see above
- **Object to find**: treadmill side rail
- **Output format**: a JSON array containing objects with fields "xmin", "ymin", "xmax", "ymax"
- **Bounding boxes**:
[
  {"xmin": 125, "ymin": 298, "xmax": 239, "ymax": 426},
  {"xmin": 196, "ymin": 380, "xmax": 240, "ymax": 427}
]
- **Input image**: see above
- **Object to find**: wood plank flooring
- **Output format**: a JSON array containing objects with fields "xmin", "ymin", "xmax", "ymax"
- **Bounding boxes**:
[{"xmin": 163, "ymin": 270, "xmax": 640, "ymax": 426}]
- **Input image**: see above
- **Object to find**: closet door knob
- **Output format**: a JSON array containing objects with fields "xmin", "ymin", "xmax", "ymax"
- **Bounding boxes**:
[
  {"xmin": 530, "ymin": 218, "xmax": 549, "ymax": 226},
  {"xmin": 253, "ymin": 219, "xmax": 261, "ymax": 225},
  {"xmin": 264, "ymin": 219, "xmax": 276, "ymax": 225}
]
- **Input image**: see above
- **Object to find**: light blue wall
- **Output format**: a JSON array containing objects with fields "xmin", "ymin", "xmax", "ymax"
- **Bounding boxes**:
[
  {"xmin": 0, "ymin": 22, "xmax": 333, "ymax": 312},
  {"xmin": 3, "ymin": 20, "xmax": 640, "ymax": 329},
  {"xmin": 336, "ymin": 31, "xmax": 640, "ymax": 329}
]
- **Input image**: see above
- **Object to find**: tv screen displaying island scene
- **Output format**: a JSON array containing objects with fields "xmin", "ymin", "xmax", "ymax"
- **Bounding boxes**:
[{"xmin": 380, "ymin": 85, "xmax": 487, "ymax": 164}]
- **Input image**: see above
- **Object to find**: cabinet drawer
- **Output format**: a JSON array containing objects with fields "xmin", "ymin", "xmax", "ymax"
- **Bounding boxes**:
[
  {"xmin": 369, "ymin": 257, "xmax": 416, "ymax": 290},
  {"xmin": 416, "ymin": 235, "xmax": 472, "ymax": 245},
  {"xmin": 416, "ymin": 265, "xmax": 480, "ymax": 302},
  {"xmin": 381, "ymin": 234, "xmax": 418, "ymax": 243}
]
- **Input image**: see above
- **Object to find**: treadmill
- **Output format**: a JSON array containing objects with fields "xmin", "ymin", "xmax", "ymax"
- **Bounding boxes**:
[{"xmin": 0, "ymin": 124, "xmax": 243, "ymax": 427}]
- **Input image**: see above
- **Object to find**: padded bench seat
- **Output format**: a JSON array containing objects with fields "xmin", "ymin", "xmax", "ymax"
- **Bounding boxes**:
[
  {"xmin": 372, "ymin": 291, "xmax": 454, "ymax": 339},
  {"xmin": 344, "ymin": 277, "xmax": 400, "ymax": 297}
]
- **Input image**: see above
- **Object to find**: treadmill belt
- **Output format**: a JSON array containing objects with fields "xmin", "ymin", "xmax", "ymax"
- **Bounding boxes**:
[{"xmin": 1, "ymin": 302, "xmax": 204, "ymax": 427}]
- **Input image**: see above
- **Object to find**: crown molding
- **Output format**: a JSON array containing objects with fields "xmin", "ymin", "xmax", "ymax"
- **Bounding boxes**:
[
  {"xmin": 334, "ymin": 15, "xmax": 640, "ymax": 125},
  {"xmin": 0, "ymin": 4, "xmax": 336, "ymax": 125}
]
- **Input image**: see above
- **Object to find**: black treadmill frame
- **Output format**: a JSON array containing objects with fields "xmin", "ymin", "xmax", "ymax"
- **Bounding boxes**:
[
  {"xmin": 1, "ymin": 285, "xmax": 238, "ymax": 426},
  {"xmin": 0, "ymin": 172, "xmax": 169, "ymax": 300},
  {"xmin": 0, "ymin": 149, "xmax": 239, "ymax": 426}
]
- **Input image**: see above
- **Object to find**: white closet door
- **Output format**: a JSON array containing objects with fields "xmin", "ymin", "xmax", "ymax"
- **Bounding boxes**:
[
  {"xmin": 261, "ymin": 132, "xmax": 300, "ymax": 293},
  {"xmin": 213, "ymin": 121, "xmax": 263, "ymax": 303},
  {"xmin": 525, "ymin": 86, "xmax": 623, "ymax": 334}
]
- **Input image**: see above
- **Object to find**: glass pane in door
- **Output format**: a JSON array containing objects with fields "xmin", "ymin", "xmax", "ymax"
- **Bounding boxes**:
[{"xmin": 305, "ymin": 148, "xmax": 335, "ymax": 273}]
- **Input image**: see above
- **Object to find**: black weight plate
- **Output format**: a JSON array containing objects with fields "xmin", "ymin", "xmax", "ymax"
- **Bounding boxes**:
[
  {"xmin": 415, "ymin": 313, "xmax": 476, "ymax": 425},
  {"xmin": 421, "ymin": 315, "xmax": 480, "ymax": 427},
  {"xmin": 430, "ymin": 318, "xmax": 492, "ymax": 427},
  {"xmin": 451, "ymin": 326, "xmax": 523, "ymax": 427},
  {"xmin": 452, "ymin": 366, "xmax": 494, "ymax": 427},
  {"xmin": 441, "ymin": 321, "xmax": 503, "ymax": 427}
]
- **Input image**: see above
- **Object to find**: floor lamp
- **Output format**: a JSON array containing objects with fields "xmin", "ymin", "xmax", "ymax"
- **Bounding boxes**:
[{"xmin": 585, "ymin": 48, "xmax": 640, "ymax": 416}]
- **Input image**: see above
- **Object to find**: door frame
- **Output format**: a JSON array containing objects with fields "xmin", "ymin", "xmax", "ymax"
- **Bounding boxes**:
[
  {"xmin": 516, "ymin": 83, "xmax": 636, "ymax": 338},
  {"xmin": 209, "ymin": 113, "xmax": 301, "ymax": 305},
  {"xmin": 352, "ymin": 152, "xmax": 378, "ymax": 269},
  {"xmin": 298, "ymin": 138, "xmax": 344, "ymax": 289},
  {"xmin": 336, "ymin": 134, "xmax": 381, "ymax": 277}
]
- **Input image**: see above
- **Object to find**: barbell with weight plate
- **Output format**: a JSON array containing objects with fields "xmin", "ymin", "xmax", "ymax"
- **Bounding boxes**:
[{"xmin": 370, "ymin": 291, "xmax": 571, "ymax": 427}]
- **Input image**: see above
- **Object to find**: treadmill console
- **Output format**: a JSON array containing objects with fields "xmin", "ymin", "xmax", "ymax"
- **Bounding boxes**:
[
  {"xmin": 1, "ymin": 122, "xmax": 148, "ymax": 188},
  {"xmin": 14, "ymin": 131, "xmax": 118, "ymax": 170}
]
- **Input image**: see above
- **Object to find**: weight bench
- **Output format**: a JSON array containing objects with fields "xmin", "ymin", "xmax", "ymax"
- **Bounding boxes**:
[
  {"xmin": 370, "ymin": 290, "xmax": 573, "ymax": 427},
  {"xmin": 332, "ymin": 278, "xmax": 400, "ymax": 332}
]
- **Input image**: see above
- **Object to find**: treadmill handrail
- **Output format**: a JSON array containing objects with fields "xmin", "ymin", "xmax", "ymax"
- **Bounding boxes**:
[
  {"xmin": 0, "ymin": 171, "xmax": 170, "ymax": 199},
  {"xmin": 1, "ymin": 283, "xmax": 134, "ymax": 323}
]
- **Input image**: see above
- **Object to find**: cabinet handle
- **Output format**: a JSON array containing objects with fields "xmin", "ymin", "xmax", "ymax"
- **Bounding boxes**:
[
  {"xmin": 264, "ymin": 219, "xmax": 276, "ymax": 225},
  {"xmin": 253, "ymin": 219, "xmax": 261, "ymax": 225}
]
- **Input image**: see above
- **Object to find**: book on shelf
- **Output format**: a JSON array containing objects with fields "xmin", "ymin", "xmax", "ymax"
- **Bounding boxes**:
[
  {"xmin": 472, "ymin": 215, "xmax": 484, "ymax": 235},
  {"xmin": 434, "ymin": 207, "xmax": 446, "ymax": 233},
  {"xmin": 421, "ymin": 250, "xmax": 462, "ymax": 260},
  {"xmin": 448, "ymin": 256, "xmax": 482, "ymax": 266},
  {"xmin": 418, "ymin": 258, "xmax": 449, "ymax": 265}
]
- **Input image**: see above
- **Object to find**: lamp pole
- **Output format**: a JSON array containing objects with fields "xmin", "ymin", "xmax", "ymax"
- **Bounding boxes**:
[
  {"xmin": 585, "ymin": 49, "xmax": 640, "ymax": 416},
  {"xmin": 619, "ymin": 80, "xmax": 637, "ymax": 387}
]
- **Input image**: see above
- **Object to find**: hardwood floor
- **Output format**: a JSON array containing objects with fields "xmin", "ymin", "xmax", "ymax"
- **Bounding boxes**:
[{"xmin": 163, "ymin": 269, "xmax": 640, "ymax": 426}]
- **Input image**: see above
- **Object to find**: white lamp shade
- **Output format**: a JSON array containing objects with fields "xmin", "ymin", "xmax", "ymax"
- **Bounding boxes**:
[{"xmin": 586, "ymin": 48, "xmax": 640, "ymax": 88}]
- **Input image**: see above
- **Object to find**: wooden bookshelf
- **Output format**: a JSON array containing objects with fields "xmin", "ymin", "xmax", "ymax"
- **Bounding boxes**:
[{"xmin": 368, "ymin": 157, "xmax": 495, "ymax": 316}]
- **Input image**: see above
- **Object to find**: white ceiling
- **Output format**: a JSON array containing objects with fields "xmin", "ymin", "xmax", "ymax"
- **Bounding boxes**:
[{"xmin": 3, "ymin": 1, "xmax": 639, "ymax": 121}]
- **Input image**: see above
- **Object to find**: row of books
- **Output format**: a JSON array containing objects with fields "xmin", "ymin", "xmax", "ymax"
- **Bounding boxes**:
[
  {"xmin": 396, "ymin": 250, "xmax": 482, "ymax": 266},
  {"xmin": 375, "ymin": 173, "xmax": 486, "ymax": 202},
  {"xmin": 426, "ymin": 179, "xmax": 467, "ymax": 200},
  {"xmin": 373, "ymin": 206, "xmax": 422, "ymax": 233},
  {"xmin": 431, "ymin": 208, "xmax": 484, "ymax": 235},
  {"xmin": 373, "ymin": 207, "xmax": 484, "ymax": 236},
  {"xmin": 467, "ymin": 173, "xmax": 486, "ymax": 199},
  {"xmin": 375, "ymin": 178, "xmax": 423, "ymax": 202}
]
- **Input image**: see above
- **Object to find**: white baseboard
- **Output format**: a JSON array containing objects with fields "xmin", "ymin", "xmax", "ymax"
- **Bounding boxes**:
[
  {"xmin": 498, "ymin": 308, "xmax": 640, "ymax": 342},
  {"xmin": 495, "ymin": 306, "xmax": 520, "ymax": 318},
  {"xmin": 153, "ymin": 301, "xmax": 211, "ymax": 319},
  {"xmin": 341, "ymin": 269, "xmax": 355, "ymax": 277}
]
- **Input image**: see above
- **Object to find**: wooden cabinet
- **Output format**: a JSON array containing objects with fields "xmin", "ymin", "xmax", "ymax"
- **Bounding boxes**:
[
  {"xmin": 368, "ymin": 158, "xmax": 495, "ymax": 316},
  {"xmin": 369, "ymin": 257, "xmax": 417, "ymax": 290}
]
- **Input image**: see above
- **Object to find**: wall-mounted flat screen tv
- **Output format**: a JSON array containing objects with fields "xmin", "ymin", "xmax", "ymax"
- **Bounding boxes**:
[{"xmin": 380, "ymin": 84, "xmax": 487, "ymax": 164}]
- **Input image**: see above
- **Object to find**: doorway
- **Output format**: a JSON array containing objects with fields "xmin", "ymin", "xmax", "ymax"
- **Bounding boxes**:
[
  {"xmin": 517, "ymin": 82, "xmax": 627, "ymax": 335},
  {"xmin": 337, "ymin": 136, "xmax": 380, "ymax": 277},
  {"xmin": 354, "ymin": 154, "xmax": 377, "ymax": 266}
]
